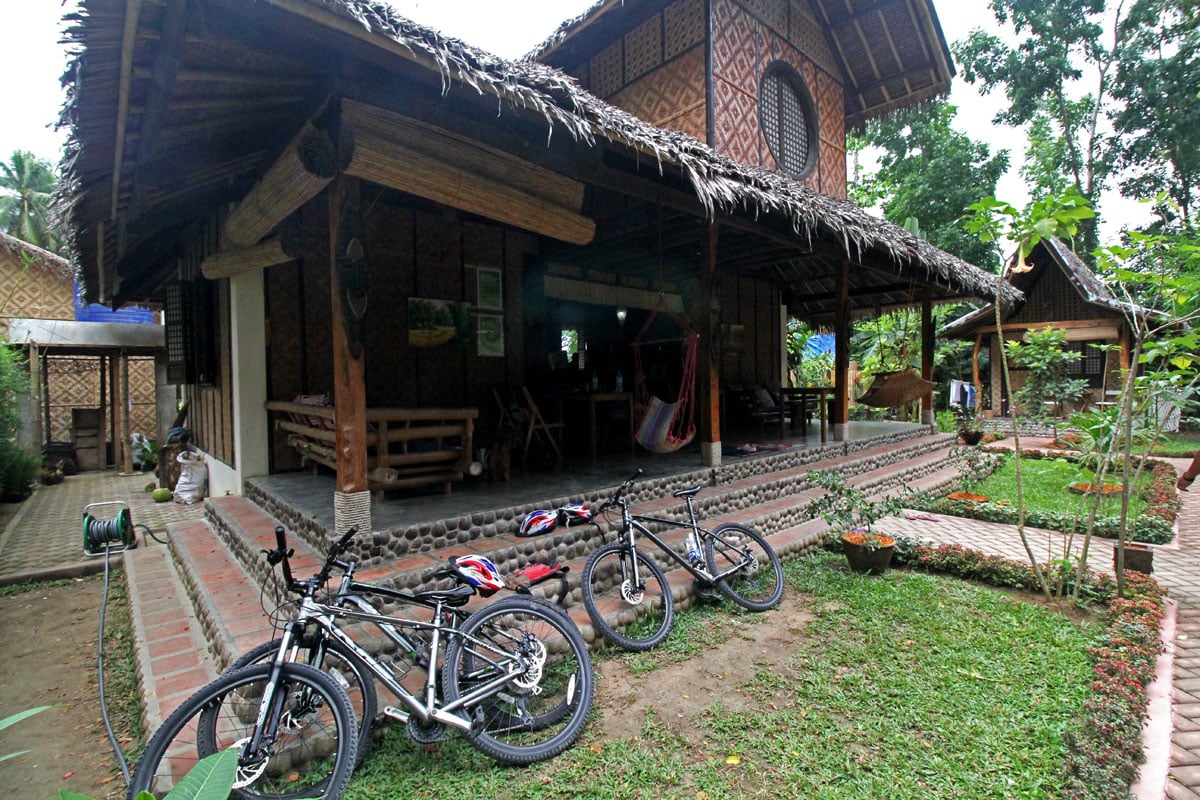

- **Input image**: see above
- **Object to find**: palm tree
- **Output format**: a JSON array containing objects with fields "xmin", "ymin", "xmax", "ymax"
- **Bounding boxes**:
[{"xmin": 0, "ymin": 150, "xmax": 59, "ymax": 252}]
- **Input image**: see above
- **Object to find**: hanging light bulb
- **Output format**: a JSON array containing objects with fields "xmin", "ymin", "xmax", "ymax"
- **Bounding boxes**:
[{"xmin": 616, "ymin": 305, "xmax": 627, "ymax": 324}]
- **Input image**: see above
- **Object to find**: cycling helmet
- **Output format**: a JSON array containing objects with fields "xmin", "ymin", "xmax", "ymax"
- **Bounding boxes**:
[
  {"xmin": 452, "ymin": 554, "xmax": 504, "ymax": 596},
  {"xmin": 557, "ymin": 502, "xmax": 593, "ymax": 527},
  {"xmin": 518, "ymin": 509, "xmax": 558, "ymax": 537}
]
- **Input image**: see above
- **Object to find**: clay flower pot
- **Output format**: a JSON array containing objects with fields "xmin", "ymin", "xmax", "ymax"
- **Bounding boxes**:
[
  {"xmin": 947, "ymin": 492, "xmax": 988, "ymax": 503},
  {"xmin": 958, "ymin": 430, "xmax": 984, "ymax": 446},
  {"xmin": 1114, "ymin": 543, "xmax": 1153, "ymax": 575},
  {"xmin": 841, "ymin": 531, "xmax": 895, "ymax": 575}
]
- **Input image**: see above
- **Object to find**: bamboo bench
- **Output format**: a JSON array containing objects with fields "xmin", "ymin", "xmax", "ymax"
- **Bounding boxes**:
[{"xmin": 266, "ymin": 400, "xmax": 478, "ymax": 495}]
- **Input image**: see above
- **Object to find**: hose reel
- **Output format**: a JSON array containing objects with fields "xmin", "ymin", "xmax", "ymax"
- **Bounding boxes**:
[{"xmin": 83, "ymin": 501, "xmax": 138, "ymax": 556}]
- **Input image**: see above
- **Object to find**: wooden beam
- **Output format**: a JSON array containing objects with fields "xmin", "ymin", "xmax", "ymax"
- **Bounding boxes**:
[
  {"xmin": 111, "ymin": 0, "xmax": 144, "ymax": 219},
  {"xmin": 341, "ymin": 100, "xmax": 595, "ymax": 245},
  {"xmin": 201, "ymin": 236, "xmax": 291, "ymax": 279},
  {"xmin": 222, "ymin": 121, "xmax": 338, "ymax": 248},
  {"xmin": 329, "ymin": 177, "xmax": 368, "ymax": 496}
]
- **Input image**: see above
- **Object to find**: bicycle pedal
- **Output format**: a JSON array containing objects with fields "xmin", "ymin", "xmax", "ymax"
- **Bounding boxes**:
[
  {"xmin": 382, "ymin": 705, "xmax": 410, "ymax": 722},
  {"xmin": 692, "ymin": 579, "xmax": 719, "ymax": 601}
]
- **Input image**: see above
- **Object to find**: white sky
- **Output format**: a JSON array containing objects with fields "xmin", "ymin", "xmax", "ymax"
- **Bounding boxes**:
[{"xmin": 0, "ymin": 0, "xmax": 1147, "ymax": 240}]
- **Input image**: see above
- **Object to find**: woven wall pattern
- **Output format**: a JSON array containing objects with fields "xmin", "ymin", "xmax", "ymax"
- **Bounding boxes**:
[
  {"xmin": 713, "ymin": 77, "xmax": 761, "ymax": 165},
  {"xmin": 612, "ymin": 48, "xmax": 706, "ymax": 129},
  {"xmin": 664, "ymin": 0, "xmax": 705, "ymax": 59},
  {"xmin": 624, "ymin": 13, "xmax": 663, "ymax": 84},
  {"xmin": 0, "ymin": 255, "xmax": 75, "ymax": 338},
  {"xmin": 790, "ymin": 0, "xmax": 838, "ymax": 74},
  {"xmin": 44, "ymin": 356, "xmax": 156, "ymax": 446},
  {"xmin": 590, "ymin": 39, "xmax": 625, "ymax": 98},
  {"xmin": 738, "ymin": 0, "xmax": 787, "ymax": 36}
]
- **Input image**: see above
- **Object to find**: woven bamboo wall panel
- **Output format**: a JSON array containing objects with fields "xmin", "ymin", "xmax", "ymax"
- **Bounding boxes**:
[
  {"xmin": 738, "ymin": 0, "xmax": 787, "ymax": 36},
  {"xmin": 713, "ymin": 77, "xmax": 762, "ymax": 166},
  {"xmin": 590, "ymin": 39, "xmax": 625, "ymax": 98},
  {"xmin": 611, "ymin": 48, "xmax": 706, "ymax": 130},
  {"xmin": 0, "ymin": 255, "xmax": 75, "ymax": 338},
  {"xmin": 624, "ymin": 14, "xmax": 663, "ymax": 84},
  {"xmin": 820, "ymin": 142, "xmax": 846, "ymax": 197},
  {"xmin": 790, "ymin": 0, "xmax": 838, "ymax": 73},
  {"xmin": 1011, "ymin": 266, "xmax": 1118, "ymax": 325},
  {"xmin": 43, "ymin": 356, "xmax": 156, "ymax": 448},
  {"xmin": 713, "ymin": 0, "xmax": 758, "ymax": 91},
  {"xmin": 817, "ymin": 71, "xmax": 843, "ymax": 148},
  {"xmin": 664, "ymin": 0, "xmax": 705, "ymax": 59},
  {"xmin": 662, "ymin": 105, "xmax": 708, "ymax": 142}
]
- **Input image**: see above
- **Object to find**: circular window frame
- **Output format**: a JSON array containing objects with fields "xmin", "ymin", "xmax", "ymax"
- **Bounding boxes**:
[{"xmin": 758, "ymin": 61, "xmax": 819, "ymax": 180}]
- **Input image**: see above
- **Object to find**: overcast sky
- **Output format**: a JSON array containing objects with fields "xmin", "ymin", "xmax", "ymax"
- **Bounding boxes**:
[{"xmin": 0, "ymin": 0, "xmax": 1146, "ymax": 240}]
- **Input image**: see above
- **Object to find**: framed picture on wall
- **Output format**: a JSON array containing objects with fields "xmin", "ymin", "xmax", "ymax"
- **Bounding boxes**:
[
  {"xmin": 475, "ymin": 267, "xmax": 503, "ymax": 310},
  {"xmin": 477, "ymin": 314, "xmax": 504, "ymax": 357}
]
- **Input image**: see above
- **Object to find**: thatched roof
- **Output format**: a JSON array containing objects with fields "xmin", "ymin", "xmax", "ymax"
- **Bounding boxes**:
[
  {"xmin": 530, "ymin": 0, "xmax": 956, "ymax": 128},
  {"xmin": 58, "ymin": 0, "xmax": 1014, "ymax": 319},
  {"xmin": 0, "ymin": 231, "xmax": 73, "ymax": 281},
  {"xmin": 941, "ymin": 237, "xmax": 1146, "ymax": 339}
]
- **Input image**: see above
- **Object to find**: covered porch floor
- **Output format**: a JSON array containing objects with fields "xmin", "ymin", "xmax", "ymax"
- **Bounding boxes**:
[{"xmin": 250, "ymin": 420, "xmax": 926, "ymax": 533}]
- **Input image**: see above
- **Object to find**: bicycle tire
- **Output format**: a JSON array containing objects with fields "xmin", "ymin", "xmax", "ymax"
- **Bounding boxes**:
[
  {"xmin": 442, "ymin": 596, "xmax": 593, "ymax": 765},
  {"xmin": 581, "ymin": 542, "xmax": 673, "ymax": 651},
  {"xmin": 127, "ymin": 662, "xmax": 358, "ymax": 800},
  {"xmin": 225, "ymin": 637, "xmax": 378, "ymax": 762},
  {"xmin": 705, "ymin": 522, "xmax": 784, "ymax": 611}
]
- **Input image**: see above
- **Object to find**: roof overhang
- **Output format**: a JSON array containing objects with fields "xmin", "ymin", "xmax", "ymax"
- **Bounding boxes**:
[{"xmin": 7, "ymin": 318, "xmax": 165, "ymax": 355}]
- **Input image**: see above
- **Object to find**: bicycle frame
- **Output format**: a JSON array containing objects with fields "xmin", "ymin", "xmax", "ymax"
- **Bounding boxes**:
[{"xmin": 611, "ymin": 495, "xmax": 750, "ymax": 588}]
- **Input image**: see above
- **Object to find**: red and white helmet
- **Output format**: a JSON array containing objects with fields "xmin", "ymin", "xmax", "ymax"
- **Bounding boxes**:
[
  {"xmin": 518, "ymin": 509, "xmax": 558, "ymax": 537},
  {"xmin": 557, "ymin": 502, "xmax": 593, "ymax": 527},
  {"xmin": 453, "ymin": 554, "xmax": 504, "ymax": 596}
]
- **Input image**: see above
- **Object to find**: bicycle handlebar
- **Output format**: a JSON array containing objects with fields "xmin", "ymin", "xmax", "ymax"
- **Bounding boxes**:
[
  {"xmin": 596, "ymin": 469, "xmax": 643, "ymax": 512},
  {"xmin": 267, "ymin": 524, "xmax": 359, "ymax": 595}
]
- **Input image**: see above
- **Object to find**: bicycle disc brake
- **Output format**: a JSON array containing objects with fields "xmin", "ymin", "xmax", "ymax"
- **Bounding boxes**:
[
  {"xmin": 229, "ymin": 738, "xmax": 270, "ymax": 788},
  {"xmin": 512, "ymin": 634, "xmax": 547, "ymax": 691},
  {"xmin": 620, "ymin": 579, "xmax": 645, "ymax": 605}
]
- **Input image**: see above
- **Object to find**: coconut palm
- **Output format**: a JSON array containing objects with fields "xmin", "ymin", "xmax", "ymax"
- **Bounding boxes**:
[{"xmin": 0, "ymin": 150, "xmax": 60, "ymax": 252}]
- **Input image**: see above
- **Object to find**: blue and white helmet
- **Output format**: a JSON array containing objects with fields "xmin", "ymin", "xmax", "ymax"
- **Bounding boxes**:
[
  {"xmin": 452, "ymin": 554, "xmax": 504, "ymax": 596},
  {"xmin": 518, "ymin": 509, "xmax": 558, "ymax": 537}
]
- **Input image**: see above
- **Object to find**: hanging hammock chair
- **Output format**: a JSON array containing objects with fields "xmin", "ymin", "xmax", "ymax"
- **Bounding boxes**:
[
  {"xmin": 631, "ymin": 299, "xmax": 700, "ymax": 454},
  {"xmin": 856, "ymin": 368, "xmax": 936, "ymax": 408}
]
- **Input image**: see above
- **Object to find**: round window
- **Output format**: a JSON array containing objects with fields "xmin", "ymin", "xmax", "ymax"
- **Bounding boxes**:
[{"xmin": 759, "ymin": 62, "xmax": 818, "ymax": 179}]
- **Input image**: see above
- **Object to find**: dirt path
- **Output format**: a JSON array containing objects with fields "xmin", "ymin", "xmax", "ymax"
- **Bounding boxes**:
[{"xmin": 0, "ymin": 553, "xmax": 130, "ymax": 800}]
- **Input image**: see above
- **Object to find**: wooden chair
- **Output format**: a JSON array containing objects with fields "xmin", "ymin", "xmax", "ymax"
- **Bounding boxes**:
[{"xmin": 519, "ymin": 387, "xmax": 564, "ymax": 463}]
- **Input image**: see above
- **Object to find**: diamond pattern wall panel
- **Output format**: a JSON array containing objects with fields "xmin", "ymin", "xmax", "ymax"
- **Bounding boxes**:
[
  {"xmin": 664, "ymin": 0, "xmax": 705, "ymax": 59},
  {"xmin": 790, "ymin": 0, "xmax": 838, "ymax": 73},
  {"xmin": 821, "ymin": 143, "xmax": 846, "ymax": 197},
  {"xmin": 740, "ymin": 0, "xmax": 787, "ymax": 37},
  {"xmin": 0, "ymin": 257, "xmax": 74, "ymax": 338},
  {"xmin": 612, "ymin": 47, "xmax": 706, "ymax": 129},
  {"xmin": 714, "ymin": 78, "xmax": 762, "ymax": 165},
  {"xmin": 590, "ymin": 39, "xmax": 624, "ymax": 99},
  {"xmin": 624, "ymin": 13, "xmax": 663, "ymax": 83},
  {"xmin": 713, "ymin": 0, "xmax": 758, "ymax": 91}
]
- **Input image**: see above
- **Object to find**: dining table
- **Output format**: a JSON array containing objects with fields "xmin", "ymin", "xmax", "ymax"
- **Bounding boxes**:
[{"xmin": 778, "ymin": 386, "xmax": 835, "ymax": 443}]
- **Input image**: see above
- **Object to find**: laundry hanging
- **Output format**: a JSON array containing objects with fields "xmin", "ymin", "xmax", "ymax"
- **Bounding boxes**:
[{"xmin": 631, "ymin": 298, "xmax": 700, "ymax": 454}]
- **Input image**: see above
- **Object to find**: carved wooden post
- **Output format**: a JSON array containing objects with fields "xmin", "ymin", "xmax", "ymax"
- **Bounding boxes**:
[
  {"xmin": 698, "ymin": 222, "xmax": 721, "ymax": 467},
  {"xmin": 329, "ymin": 175, "xmax": 371, "ymax": 535},
  {"xmin": 833, "ymin": 259, "xmax": 850, "ymax": 435}
]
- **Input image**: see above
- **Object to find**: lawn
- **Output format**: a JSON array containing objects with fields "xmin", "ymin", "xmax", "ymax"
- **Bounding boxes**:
[
  {"xmin": 344, "ymin": 555, "xmax": 1098, "ymax": 800},
  {"xmin": 1151, "ymin": 430, "xmax": 1200, "ymax": 457},
  {"xmin": 971, "ymin": 456, "xmax": 1151, "ymax": 519}
]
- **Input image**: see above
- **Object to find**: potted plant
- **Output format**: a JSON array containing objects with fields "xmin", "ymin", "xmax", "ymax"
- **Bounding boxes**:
[
  {"xmin": 946, "ymin": 445, "xmax": 1002, "ymax": 503},
  {"xmin": 805, "ymin": 470, "xmax": 905, "ymax": 574},
  {"xmin": 951, "ymin": 404, "xmax": 985, "ymax": 445}
]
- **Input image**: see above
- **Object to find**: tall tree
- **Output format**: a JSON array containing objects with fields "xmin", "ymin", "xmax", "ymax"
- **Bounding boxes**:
[
  {"xmin": 954, "ymin": 0, "xmax": 1121, "ymax": 256},
  {"xmin": 0, "ymin": 150, "xmax": 59, "ymax": 252},
  {"xmin": 1110, "ymin": 0, "xmax": 1200, "ymax": 224},
  {"xmin": 849, "ymin": 101, "xmax": 1009, "ymax": 269}
]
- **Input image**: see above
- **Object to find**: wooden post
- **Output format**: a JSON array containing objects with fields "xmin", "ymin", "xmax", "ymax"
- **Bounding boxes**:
[
  {"xmin": 833, "ymin": 260, "xmax": 851, "ymax": 430},
  {"xmin": 972, "ymin": 333, "xmax": 984, "ymax": 407},
  {"xmin": 99, "ymin": 356, "xmax": 108, "ymax": 468},
  {"xmin": 28, "ymin": 344, "xmax": 44, "ymax": 450},
  {"xmin": 921, "ymin": 288, "xmax": 934, "ymax": 425},
  {"xmin": 121, "ymin": 353, "xmax": 133, "ymax": 474},
  {"xmin": 329, "ymin": 176, "xmax": 371, "ymax": 534},
  {"xmin": 698, "ymin": 222, "xmax": 721, "ymax": 466},
  {"xmin": 40, "ymin": 350, "xmax": 50, "ymax": 446},
  {"xmin": 108, "ymin": 355, "xmax": 120, "ymax": 469}
]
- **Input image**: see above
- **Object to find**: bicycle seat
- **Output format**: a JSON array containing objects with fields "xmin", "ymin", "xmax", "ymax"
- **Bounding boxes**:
[
  {"xmin": 413, "ymin": 583, "xmax": 475, "ymax": 607},
  {"xmin": 672, "ymin": 485, "xmax": 704, "ymax": 498}
]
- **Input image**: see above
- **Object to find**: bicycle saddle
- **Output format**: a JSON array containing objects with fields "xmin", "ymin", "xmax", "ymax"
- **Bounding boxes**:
[
  {"xmin": 413, "ymin": 583, "xmax": 475, "ymax": 607},
  {"xmin": 672, "ymin": 485, "xmax": 704, "ymax": 498}
]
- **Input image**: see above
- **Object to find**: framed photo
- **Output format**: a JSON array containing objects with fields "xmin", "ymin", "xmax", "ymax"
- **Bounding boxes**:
[
  {"xmin": 475, "ymin": 267, "xmax": 503, "ymax": 310},
  {"xmin": 477, "ymin": 314, "xmax": 504, "ymax": 357}
]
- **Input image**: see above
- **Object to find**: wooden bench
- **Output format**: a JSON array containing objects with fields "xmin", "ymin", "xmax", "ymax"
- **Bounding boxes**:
[{"xmin": 266, "ymin": 401, "xmax": 478, "ymax": 495}]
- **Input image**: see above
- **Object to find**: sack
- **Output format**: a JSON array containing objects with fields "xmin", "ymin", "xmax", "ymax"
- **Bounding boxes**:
[{"xmin": 174, "ymin": 451, "xmax": 207, "ymax": 504}]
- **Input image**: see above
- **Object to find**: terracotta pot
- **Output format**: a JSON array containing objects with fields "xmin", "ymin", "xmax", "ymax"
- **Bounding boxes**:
[
  {"xmin": 842, "ymin": 532, "xmax": 895, "ymax": 575},
  {"xmin": 1114, "ymin": 544, "xmax": 1153, "ymax": 575},
  {"xmin": 958, "ymin": 430, "xmax": 984, "ymax": 445},
  {"xmin": 947, "ymin": 492, "xmax": 988, "ymax": 503}
]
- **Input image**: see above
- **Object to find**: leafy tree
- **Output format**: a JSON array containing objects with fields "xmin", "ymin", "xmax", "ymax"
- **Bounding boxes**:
[
  {"xmin": 0, "ymin": 150, "xmax": 59, "ymax": 252},
  {"xmin": 849, "ymin": 101, "xmax": 1009, "ymax": 268},
  {"xmin": 1110, "ymin": 0, "xmax": 1200, "ymax": 224},
  {"xmin": 954, "ymin": 0, "xmax": 1121, "ymax": 255}
]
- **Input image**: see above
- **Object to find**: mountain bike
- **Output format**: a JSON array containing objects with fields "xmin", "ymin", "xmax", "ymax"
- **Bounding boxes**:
[
  {"xmin": 581, "ymin": 469, "xmax": 784, "ymax": 651},
  {"xmin": 128, "ymin": 525, "xmax": 593, "ymax": 797}
]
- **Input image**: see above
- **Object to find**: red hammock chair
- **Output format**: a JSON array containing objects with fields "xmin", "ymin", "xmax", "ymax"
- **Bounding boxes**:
[{"xmin": 631, "ymin": 299, "xmax": 700, "ymax": 454}]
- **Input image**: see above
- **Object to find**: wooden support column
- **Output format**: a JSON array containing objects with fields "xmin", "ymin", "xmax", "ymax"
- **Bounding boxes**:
[
  {"xmin": 921, "ymin": 288, "xmax": 934, "ymax": 425},
  {"xmin": 107, "ymin": 355, "xmax": 119, "ymax": 469},
  {"xmin": 833, "ymin": 259, "xmax": 851, "ymax": 432},
  {"xmin": 120, "ymin": 353, "xmax": 133, "ymax": 474},
  {"xmin": 972, "ymin": 333, "xmax": 984, "ymax": 406},
  {"xmin": 28, "ymin": 344, "xmax": 43, "ymax": 450},
  {"xmin": 40, "ymin": 350, "xmax": 51, "ymax": 447},
  {"xmin": 329, "ymin": 175, "xmax": 371, "ymax": 534},
  {"xmin": 698, "ymin": 222, "xmax": 721, "ymax": 467}
]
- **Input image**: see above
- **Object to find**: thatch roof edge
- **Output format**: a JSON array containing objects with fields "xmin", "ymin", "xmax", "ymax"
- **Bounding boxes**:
[{"xmin": 0, "ymin": 231, "xmax": 73, "ymax": 281}]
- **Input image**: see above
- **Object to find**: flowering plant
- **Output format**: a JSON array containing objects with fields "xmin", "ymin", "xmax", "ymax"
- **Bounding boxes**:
[{"xmin": 951, "ymin": 404, "xmax": 983, "ymax": 433}]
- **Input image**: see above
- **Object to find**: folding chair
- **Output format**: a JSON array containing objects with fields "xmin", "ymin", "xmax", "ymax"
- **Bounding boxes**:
[{"xmin": 519, "ymin": 387, "xmax": 564, "ymax": 463}]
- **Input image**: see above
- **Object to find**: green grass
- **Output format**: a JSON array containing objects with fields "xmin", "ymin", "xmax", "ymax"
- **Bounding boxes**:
[
  {"xmin": 1151, "ymin": 430, "xmax": 1200, "ymax": 457},
  {"xmin": 969, "ymin": 457, "xmax": 1150, "ymax": 519},
  {"xmin": 344, "ymin": 555, "xmax": 1097, "ymax": 799}
]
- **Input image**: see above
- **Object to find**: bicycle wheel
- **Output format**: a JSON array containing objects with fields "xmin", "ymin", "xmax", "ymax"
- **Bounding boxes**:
[
  {"xmin": 705, "ymin": 522, "xmax": 784, "ymax": 611},
  {"xmin": 226, "ymin": 637, "xmax": 377, "ymax": 761},
  {"xmin": 127, "ymin": 662, "xmax": 357, "ymax": 800},
  {"xmin": 581, "ymin": 542, "xmax": 673, "ymax": 651},
  {"xmin": 442, "ymin": 596, "xmax": 593, "ymax": 765}
]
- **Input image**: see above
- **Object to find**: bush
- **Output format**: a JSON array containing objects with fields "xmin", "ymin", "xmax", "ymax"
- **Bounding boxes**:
[{"xmin": 0, "ymin": 345, "xmax": 38, "ymax": 501}]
